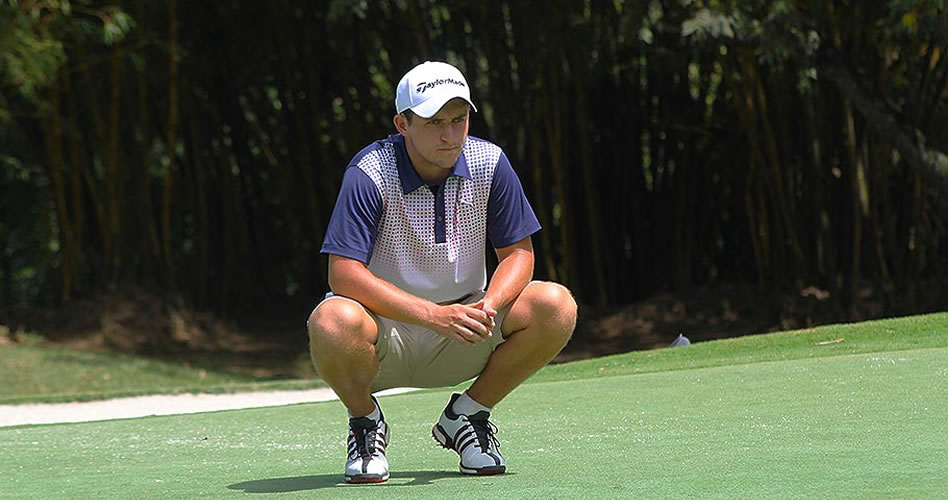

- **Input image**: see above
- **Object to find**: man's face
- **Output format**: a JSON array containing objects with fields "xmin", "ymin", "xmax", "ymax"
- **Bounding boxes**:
[{"xmin": 397, "ymin": 98, "xmax": 470, "ymax": 172}]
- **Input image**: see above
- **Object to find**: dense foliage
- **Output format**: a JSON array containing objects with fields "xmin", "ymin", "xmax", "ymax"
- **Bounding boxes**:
[{"xmin": 1, "ymin": 0, "xmax": 946, "ymax": 315}]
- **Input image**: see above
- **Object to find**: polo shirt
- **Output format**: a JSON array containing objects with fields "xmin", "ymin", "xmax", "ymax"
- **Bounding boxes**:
[{"xmin": 321, "ymin": 134, "xmax": 541, "ymax": 303}]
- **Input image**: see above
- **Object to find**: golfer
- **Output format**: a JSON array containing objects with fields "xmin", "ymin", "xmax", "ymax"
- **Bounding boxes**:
[{"xmin": 307, "ymin": 60, "xmax": 577, "ymax": 483}]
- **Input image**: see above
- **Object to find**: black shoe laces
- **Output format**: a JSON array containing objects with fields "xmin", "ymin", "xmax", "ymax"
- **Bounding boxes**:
[
  {"xmin": 350, "ymin": 418, "xmax": 382, "ymax": 459},
  {"xmin": 467, "ymin": 412, "xmax": 500, "ymax": 452}
]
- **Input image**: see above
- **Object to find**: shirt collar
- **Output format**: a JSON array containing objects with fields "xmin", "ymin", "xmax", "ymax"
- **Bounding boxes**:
[{"xmin": 392, "ymin": 134, "xmax": 472, "ymax": 194}]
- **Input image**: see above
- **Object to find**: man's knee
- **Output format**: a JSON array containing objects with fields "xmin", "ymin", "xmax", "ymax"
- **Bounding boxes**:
[
  {"xmin": 307, "ymin": 298, "xmax": 377, "ymax": 348},
  {"xmin": 524, "ymin": 281, "xmax": 577, "ymax": 342}
]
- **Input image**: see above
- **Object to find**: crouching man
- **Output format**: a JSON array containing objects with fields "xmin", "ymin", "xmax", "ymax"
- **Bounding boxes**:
[{"xmin": 307, "ymin": 60, "xmax": 577, "ymax": 483}]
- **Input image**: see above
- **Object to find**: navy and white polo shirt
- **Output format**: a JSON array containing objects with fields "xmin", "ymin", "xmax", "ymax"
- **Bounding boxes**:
[{"xmin": 321, "ymin": 134, "xmax": 540, "ymax": 303}]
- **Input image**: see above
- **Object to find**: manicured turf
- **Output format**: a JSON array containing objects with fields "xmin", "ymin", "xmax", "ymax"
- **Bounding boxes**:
[
  {"xmin": 4, "ymin": 312, "xmax": 945, "ymax": 404},
  {"xmin": 2, "ymin": 313, "xmax": 947, "ymax": 498},
  {"xmin": 0, "ymin": 345, "xmax": 324, "ymax": 404},
  {"xmin": 533, "ymin": 312, "xmax": 948, "ymax": 384}
]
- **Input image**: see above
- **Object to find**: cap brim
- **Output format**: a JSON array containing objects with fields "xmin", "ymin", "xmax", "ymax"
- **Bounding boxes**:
[{"xmin": 410, "ymin": 94, "xmax": 477, "ymax": 118}]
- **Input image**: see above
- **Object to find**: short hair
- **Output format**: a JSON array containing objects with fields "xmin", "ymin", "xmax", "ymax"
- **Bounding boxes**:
[{"xmin": 401, "ymin": 109, "xmax": 416, "ymax": 124}]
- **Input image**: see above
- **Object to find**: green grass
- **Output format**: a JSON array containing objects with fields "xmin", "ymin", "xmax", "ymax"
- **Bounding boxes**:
[
  {"xmin": 1, "ymin": 312, "xmax": 946, "ymax": 498},
  {"xmin": 4, "ymin": 312, "xmax": 946, "ymax": 405},
  {"xmin": 0, "ymin": 345, "xmax": 325, "ymax": 404},
  {"xmin": 2, "ymin": 340, "xmax": 946, "ymax": 498},
  {"xmin": 533, "ymin": 312, "xmax": 948, "ymax": 383}
]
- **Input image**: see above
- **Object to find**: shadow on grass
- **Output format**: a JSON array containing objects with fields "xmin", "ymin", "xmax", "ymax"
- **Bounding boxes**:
[{"xmin": 228, "ymin": 470, "xmax": 513, "ymax": 492}]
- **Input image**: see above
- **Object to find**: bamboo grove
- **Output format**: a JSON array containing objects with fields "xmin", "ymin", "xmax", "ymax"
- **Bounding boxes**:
[{"xmin": 1, "ymin": 0, "xmax": 946, "ymax": 315}]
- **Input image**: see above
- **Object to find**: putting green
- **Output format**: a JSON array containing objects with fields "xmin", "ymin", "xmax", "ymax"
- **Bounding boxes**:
[{"xmin": 2, "ymin": 347, "xmax": 946, "ymax": 499}]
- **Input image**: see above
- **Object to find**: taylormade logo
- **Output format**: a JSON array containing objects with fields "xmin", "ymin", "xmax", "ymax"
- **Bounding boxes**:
[{"xmin": 415, "ymin": 78, "xmax": 466, "ymax": 94}]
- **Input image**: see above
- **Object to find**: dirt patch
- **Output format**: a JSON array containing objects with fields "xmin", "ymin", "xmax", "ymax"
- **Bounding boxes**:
[{"xmin": 2, "ymin": 286, "xmax": 306, "ymax": 378}]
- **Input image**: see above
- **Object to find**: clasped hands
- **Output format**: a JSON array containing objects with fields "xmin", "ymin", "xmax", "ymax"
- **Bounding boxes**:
[{"xmin": 427, "ymin": 299, "xmax": 497, "ymax": 345}]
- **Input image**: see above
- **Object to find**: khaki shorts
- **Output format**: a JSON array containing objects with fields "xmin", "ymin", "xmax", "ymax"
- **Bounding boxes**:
[{"xmin": 315, "ymin": 290, "xmax": 509, "ymax": 393}]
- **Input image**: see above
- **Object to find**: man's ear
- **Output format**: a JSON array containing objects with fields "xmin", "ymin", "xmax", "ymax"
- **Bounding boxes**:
[{"xmin": 393, "ymin": 113, "xmax": 408, "ymax": 134}]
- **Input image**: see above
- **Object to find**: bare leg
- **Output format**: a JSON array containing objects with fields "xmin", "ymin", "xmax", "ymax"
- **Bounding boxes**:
[
  {"xmin": 466, "ymin": 282, "xmax": 577, "ymax": 408},
  {"xmin": 307, "ymin": 297, "xmax": 379, "ymax": 417}
]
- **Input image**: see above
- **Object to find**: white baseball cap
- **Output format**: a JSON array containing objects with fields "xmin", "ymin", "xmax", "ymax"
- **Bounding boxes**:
[{"xmin": 395, "ymin": 61, "xmax": 477, "ymax": 118}]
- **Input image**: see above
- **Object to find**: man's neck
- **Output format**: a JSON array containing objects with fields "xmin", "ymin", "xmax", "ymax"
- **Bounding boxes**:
[{"xmin": 406, "ymin": 149, "xmax": 452, "ymax": 186}]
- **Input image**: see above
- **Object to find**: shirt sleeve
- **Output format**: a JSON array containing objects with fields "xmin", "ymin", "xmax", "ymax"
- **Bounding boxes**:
[
  {"xmin": 487, "ymin": 151, "xmax": 542, "ymax": 248},
  {"xmin": 320, "ymin": 166, "xmax": 382, "ymax": 264}
]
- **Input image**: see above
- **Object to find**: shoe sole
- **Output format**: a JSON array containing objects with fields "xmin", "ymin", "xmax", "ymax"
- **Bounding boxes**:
[
  {"xmin": 431, "ymin": 425, "xmax": 506, "ymax": 476},
  {"xmin": 460, "ymin": 464, "xmax": 506, "ymax": 475},
  {"xmin": 345, "ymin": 473, "xmax": 389, "ymax": 484}
]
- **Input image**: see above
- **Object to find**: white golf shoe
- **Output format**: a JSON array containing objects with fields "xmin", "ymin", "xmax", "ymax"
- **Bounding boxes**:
[
  {"xmin": 345, "ymin": 401, "xmax": 390, "ymax": 483},
  {"xmin": 431, "ymin": 393, "xmax": 506, "ymax": 475}
]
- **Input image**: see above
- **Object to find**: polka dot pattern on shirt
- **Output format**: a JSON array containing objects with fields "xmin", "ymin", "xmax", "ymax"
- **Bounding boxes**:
[{"xmin": 357, "ymin": 138, "xmax": 500, "ymax": 303}]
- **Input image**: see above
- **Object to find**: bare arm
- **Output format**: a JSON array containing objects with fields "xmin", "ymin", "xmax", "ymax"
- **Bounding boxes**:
[
  {"xmin": 474, "ymin": 236, "xmax": 535, "ymax": 316},
  {"xmin": 328, "ymin": 254, "xmax": 494, "ymax": 345}
]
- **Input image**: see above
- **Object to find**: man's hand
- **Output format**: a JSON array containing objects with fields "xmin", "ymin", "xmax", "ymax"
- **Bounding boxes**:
[
  {"xmin": 427, "ymin": 303, "xmax": 496, "ymax": 345},
  {"xmin": 469, "ymin": 298, "xmax": 498, "ymax": 327}
]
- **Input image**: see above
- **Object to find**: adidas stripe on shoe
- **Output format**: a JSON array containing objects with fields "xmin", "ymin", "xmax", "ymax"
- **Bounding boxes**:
[
  {"xmin": 431, "ymin": 393, "xmax": 506, "ymax": 475},
  {"xmin": 345, "ymin": 398, "xmax": 390, "ymax": 484}
]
